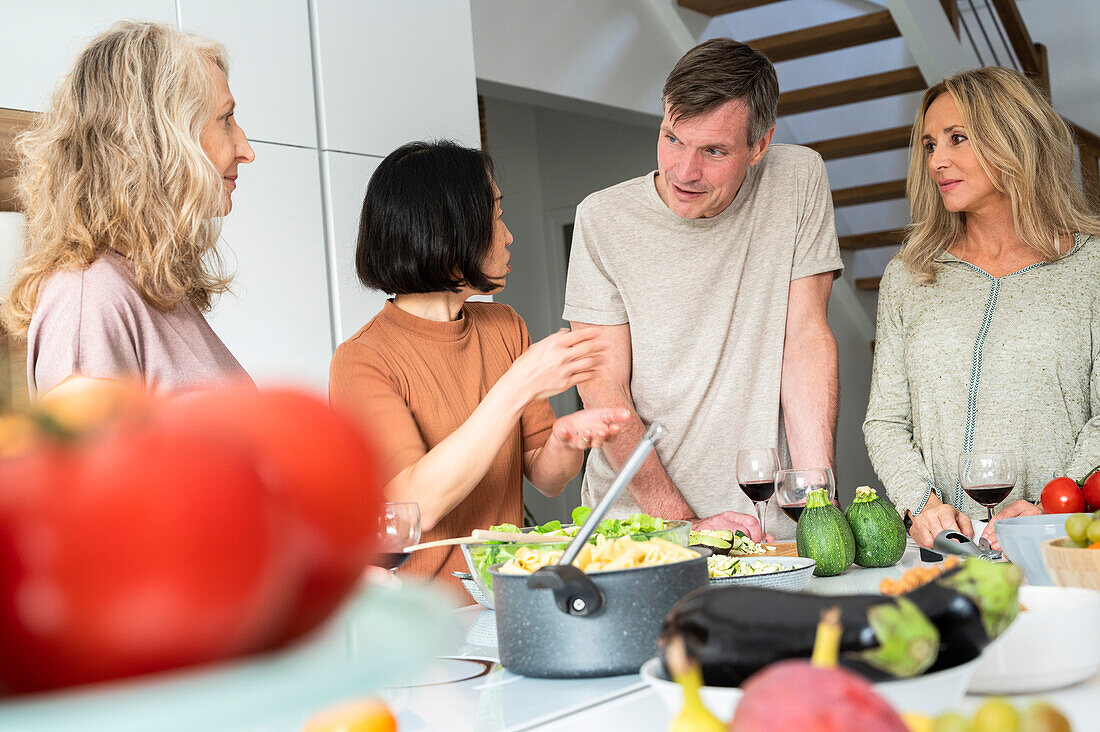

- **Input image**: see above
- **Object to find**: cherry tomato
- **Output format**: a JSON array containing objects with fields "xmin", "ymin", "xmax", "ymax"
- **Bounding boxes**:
[
  {"xmin": 1081, "ymin": 469, "xmax": 1100, "ymax": 511},
  {"xmin": 1041, "ymin": 476, "xmax": 1087, "ymax": 514}
]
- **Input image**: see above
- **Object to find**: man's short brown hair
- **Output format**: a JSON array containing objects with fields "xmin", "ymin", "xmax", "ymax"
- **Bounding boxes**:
[{"xmin": 661, "ymin": 38, "xmax": 779, "ymax": 146}]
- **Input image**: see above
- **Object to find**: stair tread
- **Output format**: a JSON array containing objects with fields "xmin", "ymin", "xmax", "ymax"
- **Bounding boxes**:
[
  {"xmin": 832, "ymin": 179, "xmax": 907, "ymax": 207},
  {"xmin": 677, "ymin": 0, "xmax": 787, "ymax": 15},
  {"xmin": 838, "ymin": 228, "xmax": 908, "ymax": 250},
  {"xmin": 748, "ymin": 10, "xmax": 900, "ymax": 63},
  {"xmin": 779, "ymin": 67, "xmax": 925, "ymax": 117},
  {"xmin": 854, "ymin": 276, "xmax": 882, "ymax": 290},
  {"xmin": 805, "ymin": 125, "xmax": 912, "ymax": 161}
]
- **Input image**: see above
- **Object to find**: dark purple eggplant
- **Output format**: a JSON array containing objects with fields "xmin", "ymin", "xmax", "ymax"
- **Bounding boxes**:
[{"xmin": 659, "ymin": 559, "xmax": 1021, "ymax": 686}]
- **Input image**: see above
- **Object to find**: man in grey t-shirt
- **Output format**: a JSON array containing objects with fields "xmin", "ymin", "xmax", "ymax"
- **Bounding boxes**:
[{"xmin": 563, "ymin": 39, "xmax": 843, "ymax": 539}]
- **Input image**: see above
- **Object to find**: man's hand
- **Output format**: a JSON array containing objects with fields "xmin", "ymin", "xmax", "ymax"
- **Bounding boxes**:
[
  {"xmin": 909, "ymin": 500, "xmax": 974, "ymax": 548},
  {"xmin": 549, "ymin": 408, "xmax": 631, "ymax": 451},
  {"xmin": 692, "ymin": 511, "xmax": 774, "ymax": 543},
  {"xmin": 981, "ymin": 500, "xmax": 1043, "ymax": 551}
]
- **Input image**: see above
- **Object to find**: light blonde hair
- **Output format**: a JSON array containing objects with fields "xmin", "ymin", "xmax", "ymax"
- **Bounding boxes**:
[
  {"xmin": 2, "ymin": 21, "xmax": 232, "ymax": 336},
  {"xmin": 901, "ymin": 66, "xmax": 1100, "ymax": 282}
]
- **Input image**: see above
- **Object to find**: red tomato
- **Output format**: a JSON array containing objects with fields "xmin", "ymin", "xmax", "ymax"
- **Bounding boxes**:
[
  {"xmin": 0, "ymin": 422, "xmax": 290, "ymax": 693},
  {"xmin": 167, "ymin": 387, "xmax": 384, "ymax": 645},
  {"xmin": 1082, "ymin": 470, "xmax": 1100, "ymax": 511},
  {"xmin": 1041, "ymin": 476, "xmax": 1087, "ymax": 514}
]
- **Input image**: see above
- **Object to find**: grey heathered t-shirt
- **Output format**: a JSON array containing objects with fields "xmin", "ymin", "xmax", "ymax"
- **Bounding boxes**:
[
  {"xmin": 28, "ymin": 250, "xmax": 250, "ymax": 396},
  {"xmin": 563, "ymin": 144, "xmax": 843, "ymax": 530}
]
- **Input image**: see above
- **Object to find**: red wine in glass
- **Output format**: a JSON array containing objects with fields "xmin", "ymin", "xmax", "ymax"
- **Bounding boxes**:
[
  {"xmin": 736, "ymin": 448, "xmax": 781, "ymax": 537},
  {"xmin": 780, "ymin": 503, "xmax": 805, "ymax": 522},
  {"xmin": 372, "ymin": 552, "xmax": 411, "ymax": 571},
  {"xmin": 958, "ymin": 452, "xmax": 1019, "ymax": 522},
  {"xmin": 739, "ymin": 479, "xmax": 775, "ymax": 503},
  {"xmin": 963, "ymin": 484, "xmax": 1013, "ymax": 508}
]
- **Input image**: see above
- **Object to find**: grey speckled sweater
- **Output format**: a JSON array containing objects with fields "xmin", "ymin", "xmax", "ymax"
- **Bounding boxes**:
[{"xmin": 863, "ymin": 233, "xmax": 1100, "ymax": 519}]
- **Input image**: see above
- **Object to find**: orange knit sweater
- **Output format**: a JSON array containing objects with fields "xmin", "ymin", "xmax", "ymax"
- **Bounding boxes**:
[{"xmin": 330, "ymin": 300, "xmax": 555, "ymax": 590}]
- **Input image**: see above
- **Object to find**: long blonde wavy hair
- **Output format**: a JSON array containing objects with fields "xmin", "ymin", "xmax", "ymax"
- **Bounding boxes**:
[
  {"xmin": 901, "ymin": 66, "xmax": 1100, "ymax": 282},
  {"xmin": 2, "ymin": 21, "xmax": 232, "ymax": 336}
]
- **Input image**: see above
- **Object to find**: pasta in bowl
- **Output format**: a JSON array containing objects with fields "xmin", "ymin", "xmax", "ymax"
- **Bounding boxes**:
[{"xmin": 497, "ymin": 535, "xmax": 697, "ymax": 575}]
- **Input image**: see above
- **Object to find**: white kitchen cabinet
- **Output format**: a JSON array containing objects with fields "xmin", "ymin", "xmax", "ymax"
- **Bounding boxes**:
[
  {"xmin": 312, "ymin": 0, "xmax": 481, "ymax": 157},
  {"xmin": 179, "ymin": 0, "xmax": 318, "ymax": 148},
  {"xmin": 206, "ymin": 141, "xmax": 333, "ymax": 391},
  {"xmin": 0, "ymin": 2, "xmax": 177, "ymax": 112},
  {"xmin": 322, "ymin": 150, "xmax": 389, "ymax": 344}
]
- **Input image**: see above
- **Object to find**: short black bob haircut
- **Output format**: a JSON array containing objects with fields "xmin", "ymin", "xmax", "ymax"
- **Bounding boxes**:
[{"xmin": 356, "ymin": 140, "xmax": 499, "ymax": 295}]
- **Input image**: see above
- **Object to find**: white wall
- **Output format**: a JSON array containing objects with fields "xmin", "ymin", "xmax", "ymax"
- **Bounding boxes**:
[
  {"xmin": 1019, "ymin": 0, "xmax": 1100, "ymax": 137},
  {"xmin": 0, "ymin": 1, "xmax": 481, "ymax": 392},
  {"xmin": 471, "ymin": 0, "xmax": 690, "ymax": 121},
  {"xmin": 0, "ymin": 2, "xmax": 177, "ymax": 113}
]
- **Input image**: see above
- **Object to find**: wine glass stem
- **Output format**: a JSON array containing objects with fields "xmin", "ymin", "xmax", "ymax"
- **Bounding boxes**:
[
  {"xmin": 755, "ymin": 500, "xmax": 767, "ymax": 537},
  {"xmin": 986, "ymin": 506, "xmax": 995, "ymax": 522}
]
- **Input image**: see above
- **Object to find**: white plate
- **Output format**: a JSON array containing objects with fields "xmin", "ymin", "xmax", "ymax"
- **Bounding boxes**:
[
  {"xmin": 707, "ymin": 556, "xmax": 816, "ymax": 592},
  {"xmin": 640, "ymin": 655, "xmax": 981, "ymax": 720},
  {"xmin": 968, "ymin": 585, "xmax": 1100, "ymax": 694}
]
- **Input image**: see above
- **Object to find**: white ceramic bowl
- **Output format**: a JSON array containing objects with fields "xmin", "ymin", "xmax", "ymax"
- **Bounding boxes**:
[
  {"xmin": 995, "ymin": 514, "xmax": 1069, "ymax": 585},
  {"xmin": 640, "ymin": 655, "xmax": 981, "ymax": 720},
  {"xmin": 707, "ymin": 556, "xmax": 816, "ymax": 591},
  {"xmin": 968, "ymin": 585, "xmax": 1100, "ymax": 694}
]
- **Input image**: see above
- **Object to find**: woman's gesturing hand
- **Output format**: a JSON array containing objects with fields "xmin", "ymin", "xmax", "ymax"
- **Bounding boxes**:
[
  {"xmin": 505, "ymin": 328, "xmax": 606, "ymax": 403},
  {"xmin": 550, "ymin": 407, "xmax": 631, "ymax": 451},
  {"xmin": 908, "ymin": 497, "xmax": 974, "ymax": 548}
]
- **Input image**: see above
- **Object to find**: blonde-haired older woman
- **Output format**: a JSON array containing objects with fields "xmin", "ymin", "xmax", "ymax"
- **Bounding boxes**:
[
  {"xmin": 864, "ymin": 66, "xmax": 1100, "ymax": 550},
  {"xmin": 1, "ymin": 21, "xmax": 254, "ymax": 395}
]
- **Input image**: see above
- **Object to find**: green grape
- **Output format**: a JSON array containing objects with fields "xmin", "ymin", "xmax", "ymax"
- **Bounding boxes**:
[
  {"xmin": 1066, "ymin": 513, "xmax": 1092, "ymax": 546},
  {"xmin": 973, "ymin": 698, "xmax": 1020, "ymax": 732},
  {"xmin": 1088, "ymin": 519, "xmax": 1100, "ymax": 545},
  {"xmin": 1022, "ymin": 702, "xmax": 1072, "ymax": 732},
  {"xmin": 933, "ymin": 712, "xmax": 972, "ymax": 732}
]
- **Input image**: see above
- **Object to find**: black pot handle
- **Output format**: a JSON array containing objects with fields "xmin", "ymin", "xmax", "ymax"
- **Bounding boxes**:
[{"xmin": 526, "ymin": 564, "xmax": 604, "ymax": 616}]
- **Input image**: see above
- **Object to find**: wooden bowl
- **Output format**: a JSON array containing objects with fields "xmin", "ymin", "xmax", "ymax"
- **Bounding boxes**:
[{"xmin": 1041, "ymin": 537, "xmax": 1100, "ymax": 590}]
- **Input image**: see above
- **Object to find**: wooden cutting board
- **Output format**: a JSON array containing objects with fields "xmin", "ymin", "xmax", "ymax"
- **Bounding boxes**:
[{"xmin": 731, "ymin": 542, "xmax": 799, "ymax": 558}]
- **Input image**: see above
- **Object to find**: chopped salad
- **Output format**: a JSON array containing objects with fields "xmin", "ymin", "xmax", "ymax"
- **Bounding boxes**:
[
  {"xmin": 708, "ymin": 555, "xmax": 786, "ymax": 578},
  {"xmin": 470, "ymin": 507, "xmax": 674, "ymax": 590}
]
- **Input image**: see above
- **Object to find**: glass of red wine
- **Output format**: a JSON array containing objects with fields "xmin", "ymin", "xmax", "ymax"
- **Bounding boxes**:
[
  {"xmin": 958, "ymin": 452, "xmax": 1019, "ymax": 522},
  {"xmin": 736, "ymin": 448, "xmax": 780, "ymax": 538},
  {"xmin": 775, "ymin": 468, "xmax": 836, "ymax": 524},
  {"xmin": 372, "ymin": 501, "xmax": 421, "ymax": 573}
]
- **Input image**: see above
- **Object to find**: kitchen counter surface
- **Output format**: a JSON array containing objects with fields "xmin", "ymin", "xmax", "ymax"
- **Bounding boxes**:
[{"xmin": 378, "ymin": 543, "xmax": 1100, "ymax": 731}]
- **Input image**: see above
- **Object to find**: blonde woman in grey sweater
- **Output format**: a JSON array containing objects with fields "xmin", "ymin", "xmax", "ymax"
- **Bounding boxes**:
[{"xmin": 864, "ymin": 67, "xmax": 1100, "ymax": 550}]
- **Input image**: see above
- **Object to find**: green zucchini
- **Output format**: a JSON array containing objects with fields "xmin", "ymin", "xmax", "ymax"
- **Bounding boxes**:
[
  {"xmin": 796, "ymin": 488, "xmax": 855, "ymax": 576},
  {"xmin": 844, "ymin": 486, "xmax": 907, "ymax": 568}
]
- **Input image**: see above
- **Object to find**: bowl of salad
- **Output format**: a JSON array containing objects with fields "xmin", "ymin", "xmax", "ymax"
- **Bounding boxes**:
[
  {"xmin": 706, "ymin": 555, "xmax": 816, "ymax": 591},
  {"xmin": 460, "ymin": 507, "xmax": 690, "ymax": 609}
]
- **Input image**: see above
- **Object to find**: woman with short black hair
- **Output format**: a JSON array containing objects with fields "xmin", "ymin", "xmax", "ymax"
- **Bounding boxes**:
[{"xmin": 330, "ymin": 141, "xmax": 628, "ymax": 588}]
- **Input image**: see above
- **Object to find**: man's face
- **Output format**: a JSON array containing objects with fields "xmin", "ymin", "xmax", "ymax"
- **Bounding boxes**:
[{"xmin": 655, "ymin": 99, "xmax": 772, "ymax": 219}]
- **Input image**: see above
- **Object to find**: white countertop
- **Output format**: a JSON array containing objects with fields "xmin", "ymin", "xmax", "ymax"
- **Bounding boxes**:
[{"xmin": 380, "ymin": 544, "xmax": 1100, "ymax": 731}]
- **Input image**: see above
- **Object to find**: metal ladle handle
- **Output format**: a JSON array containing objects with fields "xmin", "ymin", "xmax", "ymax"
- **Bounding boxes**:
[{"xmin": 558, "ymin": 422, "xmax": 664, "ymax": 567}]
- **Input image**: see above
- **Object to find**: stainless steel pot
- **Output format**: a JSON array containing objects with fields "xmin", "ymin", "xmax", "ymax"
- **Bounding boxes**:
[{"xmin": 490, "ymin": 424, "xmax": 709, "ymax": 677}]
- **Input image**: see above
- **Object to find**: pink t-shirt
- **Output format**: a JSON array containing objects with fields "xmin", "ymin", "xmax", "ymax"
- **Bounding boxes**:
[{"xmin": 27, "ymin": 251, "xmax": 250, "ymax": 396}]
